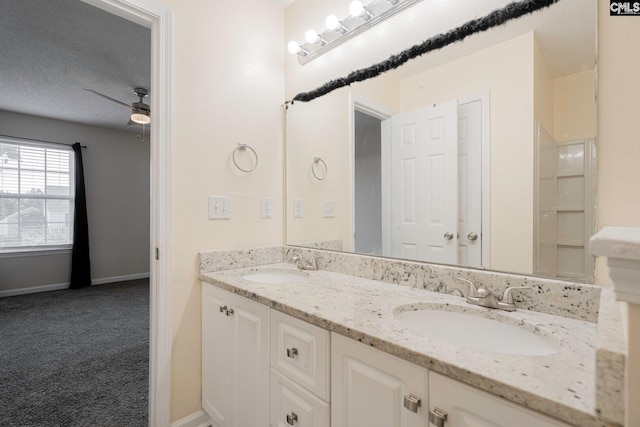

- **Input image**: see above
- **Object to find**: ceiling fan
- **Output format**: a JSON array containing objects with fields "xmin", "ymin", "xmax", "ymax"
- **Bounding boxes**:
[{"xmin": 83, "ymin": 87, "xmax": 151, "ymax": 126}]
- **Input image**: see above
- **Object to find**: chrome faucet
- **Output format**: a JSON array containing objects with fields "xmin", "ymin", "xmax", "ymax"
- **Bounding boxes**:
[
  {"xmin": 453, "ymin": 277, "xmax": 530, "ymax": 312},
  {"xmin": 290, "ymin": 252, "xmax": 318, "ymax": 271}
]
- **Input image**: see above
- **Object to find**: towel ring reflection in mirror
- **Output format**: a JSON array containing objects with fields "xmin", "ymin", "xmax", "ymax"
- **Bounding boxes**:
[
  {"xmin": 232, "ymin": 143, "xmax": 258, "ymax": 173},
  {"xmin": 312, "ymin": 156, "xmax": 327, "ymax": 181}
]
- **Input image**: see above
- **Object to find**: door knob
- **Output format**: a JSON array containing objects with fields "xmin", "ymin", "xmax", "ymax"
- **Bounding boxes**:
[
  {"xmin": 443, "ymin": 232, "xmax": 454, "ymax": 240},
  {"xmin": 467, "ymin": 232, "xmax": 479, "ymax": 241}
]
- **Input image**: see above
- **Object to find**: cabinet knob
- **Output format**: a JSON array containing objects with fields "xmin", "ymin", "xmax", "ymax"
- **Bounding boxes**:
[
  {"xmin": 443, "ymin": 232, "xmax": 454, "ymax": 240},
  {"xmin": 428, "ymin": 407, "xmax": 448, "ymax": 427},
  {"xmin": 403, "ymin": 394, "xmax": 422, "ymax": 413},
  {"xmin": 467, "ymin": 231, "xmax": 479, "ymax": 241},
  {"xmin": 219, "ymin": 305, "xmax": 228, "ymax": 313},
  {"xmin": 286, "ymin": 347, "xmax": 299, "ymax": 358},
  {"xmin": 286, "ymin": 411, "xmax": 298, "ymax": 425},
  {"xmin": 226, "ymin": 308, "xmax": 234, "ymax": 316}
]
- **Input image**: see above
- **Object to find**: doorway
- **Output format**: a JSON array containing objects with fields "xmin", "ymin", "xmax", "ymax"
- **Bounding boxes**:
[{"xmin": 353, "ymin": 93, "xmax": 489, "ymax": 268}]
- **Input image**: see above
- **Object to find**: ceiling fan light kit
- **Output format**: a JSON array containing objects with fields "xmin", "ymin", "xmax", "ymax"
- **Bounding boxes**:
[{"xmin": 84, "ymin": 86, "xmax": 151, "ymax": 126}]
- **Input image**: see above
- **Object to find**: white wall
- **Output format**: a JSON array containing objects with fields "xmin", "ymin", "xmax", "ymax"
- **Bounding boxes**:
[
  {"xmin": 0, "ymin": 110, "xmax": 150, "ymax": 294},
  {"xmin": 151, "ymin": 0, "xmax": 285, "ymax": 421}
]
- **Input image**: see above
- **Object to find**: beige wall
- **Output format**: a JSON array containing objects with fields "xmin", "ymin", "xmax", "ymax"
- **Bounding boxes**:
[
  {"xmin": 154, "ymin": 0, "xmax": 285, "ymax": 421},
  {"xmin": 554, "ymin": 69, "xmax": 597, "ymax": 142},
  {"xmin": 0, "ymin": 110, "xmax": 150, "ymax": 293},
  {"xmin": 597, "ymin": 2, "xmax": 640, "ymax": 425}
]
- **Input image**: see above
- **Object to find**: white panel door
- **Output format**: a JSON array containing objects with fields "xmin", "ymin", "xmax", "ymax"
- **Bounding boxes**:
[
  {"xmin": 390, "ymin": 100, "xmax": 458, "ymax": 263},
  {"xmin": 331, "ymin": 333, "xmax": 427, "ymax": 427},
  {"xmin": 202, "ymin": 284, "xmax": 231, "ymax": 427},
  {"xmin": 457, "ymin": 100, "xmax": 483, "ymax": 267},
  {"xmin": 229, "ymin": 293, "xmax": 270, "ymax": 427}
]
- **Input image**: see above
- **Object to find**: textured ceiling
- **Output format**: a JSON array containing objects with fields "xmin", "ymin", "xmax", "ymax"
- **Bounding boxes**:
[{"xmin": 0, "ymin": 0, "xmax": 150, "ymax": 133}]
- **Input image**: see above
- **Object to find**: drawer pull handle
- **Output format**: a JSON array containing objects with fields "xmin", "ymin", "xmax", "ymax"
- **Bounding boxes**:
[
  {"xmin": 226, "ymin": 308, "xmax": 234, "ymax": 316},
  {"xmin": 219, "ymin": 305, "xmax": 228, "ymax": 313},
  {"xmin": 286, "ymin": 347, "xmax": 299, "ymax": 358},
  {"xmin": 286, "ymin": 412, "xmax": 298, "ymax": 425},
  {"xmin": 403, "ymin": 394, "xmax": 421, "ymax": 413},
  {"xmin": 428, "ymin": 407, "xmax": 448, "ymax": 427}
]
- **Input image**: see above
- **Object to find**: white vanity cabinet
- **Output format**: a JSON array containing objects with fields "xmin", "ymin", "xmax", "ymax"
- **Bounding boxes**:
[
  {"xmin": 331, "ymin": 333, "xmax": 428, "ymax": 427},
  {"xmin": 201, "ymin": 283, "xmax": 270, "ymax": 427},
  {"xmin": 270, "ymin": 310, "xmax": 330, "ymax": 427},
  {"xmin": 201, "ymin": 281, "xmax": 574, "ymax": 427},
  {"xmin": 428, "ymin": 372, "xmax": 571, "ymax": 427}
]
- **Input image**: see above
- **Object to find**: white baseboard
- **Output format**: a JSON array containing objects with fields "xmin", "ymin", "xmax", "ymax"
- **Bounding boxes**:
[
  {"xmin": 171, "ymin": 410, "xmax": 212, "ymax": 427},
  {"xmin": 92, "ymin": 272, "xmax": 150, "ymax": 285},
  {"xmin": 0, "ymin": 272, "xmax": 150, "ymax": 298},
  {"xmin": 0, "ymin": 282, "xmax": 69, "ymax": 297}
]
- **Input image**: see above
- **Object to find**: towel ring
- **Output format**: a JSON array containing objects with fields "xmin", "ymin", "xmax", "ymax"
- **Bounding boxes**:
[
  {"xmin": 312, "ymin": 156, "xmax": 328, "ymax": 181},
  {"xmin": 232, "ymin": 143, "xmax": 258, "ymax": 173}
]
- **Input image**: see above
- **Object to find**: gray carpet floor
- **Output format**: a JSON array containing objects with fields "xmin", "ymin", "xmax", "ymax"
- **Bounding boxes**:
[{"xmin": 0, "ymin": 279, "xmax": 149, "ymax": 427}]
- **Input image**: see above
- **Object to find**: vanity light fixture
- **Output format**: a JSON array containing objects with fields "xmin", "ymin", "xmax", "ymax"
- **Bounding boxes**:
[
  {"xmin": 288, "ymin": 0, "xmax": 423, "ymax": 65},
  {"xmin": 305, "ymin": 29, "xmax": 327, "ymax": 46},
  {"xmin": 325, "ymin": 15, "xmax": 349, "ymax": 34},
  {"xmin": 287, "ymin": 40, "xmax": 309, "ymax": 56},
  {"xmin": 349, "ymin": 0, "xmax": 374, "ymax": 20}
]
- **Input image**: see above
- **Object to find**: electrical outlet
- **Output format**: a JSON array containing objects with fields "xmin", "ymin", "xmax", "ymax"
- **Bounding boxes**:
[
  {"xmin": 261, "ymin": 198, "xmax": 272, "ymax": 219},
  {"xmin": 293, "ymin": 199, "xmax": 304, "ymax": 218},
  {"xmin": 208, "ymin": 196, "xmax": 231, "ymax": 219},
  {"xmin": 323, "ymin": 200, "xmax": 336, "ymax": 218}
]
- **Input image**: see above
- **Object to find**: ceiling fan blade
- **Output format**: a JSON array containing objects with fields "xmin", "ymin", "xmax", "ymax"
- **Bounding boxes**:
[{"xmin": 83, "ymin": 89, "xmax": 132, "ymax": 109}]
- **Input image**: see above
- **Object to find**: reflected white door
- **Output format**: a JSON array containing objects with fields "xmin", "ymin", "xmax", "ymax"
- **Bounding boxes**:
[
  {"xmin": 390, "ymin": 100, "xmax": 458, "ymax": 263},
  {"xmin": 457, "ymin": 100, "xmax": 483, "ymax": 267}
]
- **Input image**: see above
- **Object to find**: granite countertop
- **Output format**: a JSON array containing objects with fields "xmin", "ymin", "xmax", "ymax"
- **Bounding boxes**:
[{"xmin": 200, "ymin": 263, "xmax": 615, "ymax": 427}]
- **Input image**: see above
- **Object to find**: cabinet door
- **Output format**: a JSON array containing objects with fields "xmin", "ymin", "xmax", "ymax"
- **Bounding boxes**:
[
  {"xmin": 271, "ymin": 368, "xmax": 330, "ymax": 427},
  {"xmin": 429, "ymin": 372, "xmax": 571, "ymax": 427},
  {"xmin": 228, "ymin": 292, "xmax": 270, "ymax": 427},
  {"xmin": 202, "ymin": 283, "xmax": 232, "ymax": 426},
  {"xmin": 332, "ymin": 333, "xmax": 427, "ymax": 427}
]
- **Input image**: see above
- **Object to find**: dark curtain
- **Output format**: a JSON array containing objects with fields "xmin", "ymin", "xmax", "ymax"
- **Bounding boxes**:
[{"xmin": 69, "ymin": 143, "xmax": 91, "ymax": 289}]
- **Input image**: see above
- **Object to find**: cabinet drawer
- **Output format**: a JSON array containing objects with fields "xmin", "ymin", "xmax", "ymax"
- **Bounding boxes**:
[
  {"xmin": 270, "ymin": 310, "xmax": 330, "ymax": 401},
  {"xmin": 429, "ymin": 372, "xmax": 571, "ymax": 427},
  {"xmin": 270, "ymin": 368, "xmax": 330, "ymax": 427}
]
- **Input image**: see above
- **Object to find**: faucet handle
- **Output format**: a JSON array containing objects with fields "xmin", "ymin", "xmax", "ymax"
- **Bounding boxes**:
[
  {"xmin": 501, "ymin": 286, "xmax": 531, "ymax": 304},
  {"xmin": 454, "ymin": 276, "xmax": 479, "ymax": 298}
]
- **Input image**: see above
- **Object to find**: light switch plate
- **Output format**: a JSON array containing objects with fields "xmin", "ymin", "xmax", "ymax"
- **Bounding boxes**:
[
  {"xmin": 261, "ymin": 198, "xmax": 272, "ymax": 219},
  {"xmin": 323, "ymin": 200, "xmax": 336, "ymax": 218},
  {"xmin": 208, "ymin": 196, "xmax": 231, "ymax": 219},
  {"xmin": 293, "ymin": 199, "xmax": 304, "ymax": 218}
]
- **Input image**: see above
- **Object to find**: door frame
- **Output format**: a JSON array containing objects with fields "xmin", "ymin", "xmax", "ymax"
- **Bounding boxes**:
[
  {"xmin": 458, "ymin": 92, "xmax": 491, "ymax": 268},
  {"xmin": 80, "ymin": 1, "xmax": 173, "ymax": 425},
  {"xmin": 349, "ymin": 94, "xmax": 392, "ymax": 255}
]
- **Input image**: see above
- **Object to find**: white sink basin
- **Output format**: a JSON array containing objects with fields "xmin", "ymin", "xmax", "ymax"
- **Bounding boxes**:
[
  {"xmin": 394, "ymin": 306, "xmax": 560, "ymax": 356},
  {"xmin": 242, "ymin": 269, "xmax": 308, "ymax": 284}
]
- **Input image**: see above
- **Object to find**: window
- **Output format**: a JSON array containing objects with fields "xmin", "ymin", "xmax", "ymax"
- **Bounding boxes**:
[{"xmin": 0, "ymin": 139, "xmax": 75, "ymax": 251}]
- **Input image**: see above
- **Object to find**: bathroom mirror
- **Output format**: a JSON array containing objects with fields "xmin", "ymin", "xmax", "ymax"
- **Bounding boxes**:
[{"xmin": 285, "ymin": 0, "xmax": 597, "ymax": 281}]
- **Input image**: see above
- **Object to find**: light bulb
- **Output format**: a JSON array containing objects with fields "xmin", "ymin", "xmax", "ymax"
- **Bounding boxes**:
[
  {"xmin": 325, "ymin": 15, "xmax": 340, "ymax": 31},
  {"xmin": 349, "ymin": 0, "xmax": 364, "ymax": 17},
  {"xmin": 288, "ymin": 40, "xmax": 301, "ymax": 54},
  {"xmin": 305, "ymin": 29, "xmax": 319, "ymax": 44}
]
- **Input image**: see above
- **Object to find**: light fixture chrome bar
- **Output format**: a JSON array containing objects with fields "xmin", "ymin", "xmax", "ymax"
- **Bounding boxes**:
[{"xmin": 296, "ymin": 0, "xmax": 424, "ymax": 65}]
